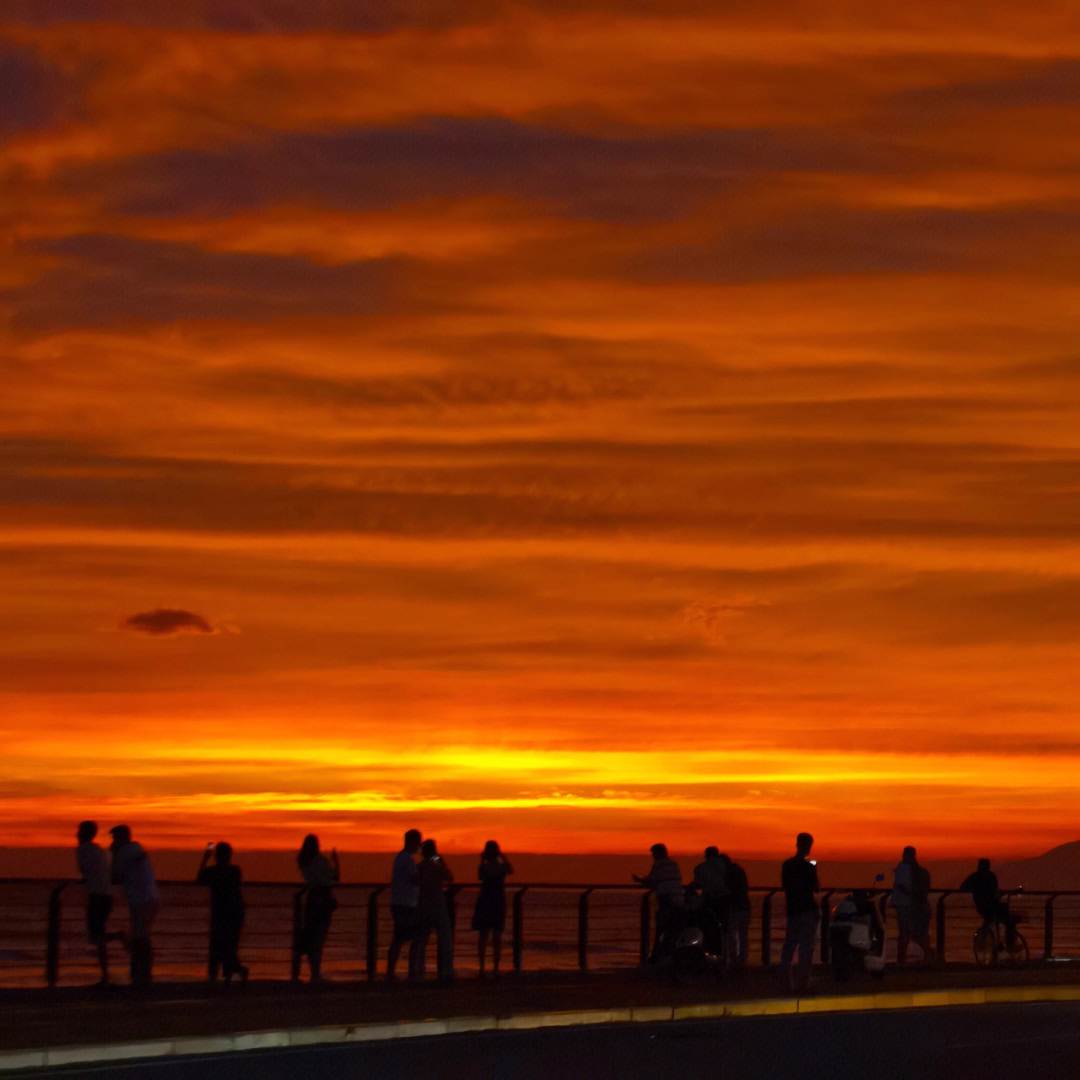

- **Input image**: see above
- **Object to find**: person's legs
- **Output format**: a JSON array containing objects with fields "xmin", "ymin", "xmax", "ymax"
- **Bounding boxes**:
[
  {"xmin": 387, "ymin": 906, "xmax": 412, "ymax": 979},
  {"xmin": 896, "ymin": 907, "xmax": 912, "ymax": 964},
  {"xmin": 491, "ymin": 929, "xmax": 502, "ymax": 973},
  {"xmin": 412, "ymin": 925, "xmax": 431, "ymax": 979},
  {"xmin": 129, "ymin": 900, "xmax": 158, "ymax": 987},
  {"xmin": 223, "ymin": 922, "xmax": 244, "ymax": 979},
  {"xmin": 736, "ymin": 911, "xmax": 750, "ymax": 967},
  {"xmin": 386, "ymin": 934, "xmax": 403, "ymax": 979},
  {"xmin": 308, "ymin": 921, "xmax": 328, "ymax": 980},
  {"xmin": 794, "ymin": 910, "xmax": 818, "ymax": 993},
  {"xmin": 913, "ymin": 907, "xmax": 932, "ymax": 960},
  {"xmin": 87, "ymin": 894, "xmax": 112, "ymax": 984},
  {"xmin": 436, "ymin": 911, "xmax": 454, "ymax": 980},
  {"xmin": 999, "ymin": 903, "xmax": 1018, "ymax": 950},
  {"xmin": 477, "ymin": 929, "xmax": 489, "ymax": 974},
  {"xmin": 779, "ymin": 915, "xmax": 799, "ymax": 988}
]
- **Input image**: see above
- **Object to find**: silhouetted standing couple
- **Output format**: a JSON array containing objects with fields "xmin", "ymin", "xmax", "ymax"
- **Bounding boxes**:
[{"xmin": 387, "ymin": 830, "xmax": 457, "ymax": 982}]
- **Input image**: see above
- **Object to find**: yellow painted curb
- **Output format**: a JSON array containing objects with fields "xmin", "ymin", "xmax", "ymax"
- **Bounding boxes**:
[
  {"xmin": 984, "ymin": 984, "xmax": 1080, "ymax": 1004},
  {"xmin": 907, "ymin": 989, "xmax": 981, "ymax": 1009},
  {"xmin": 726, "ymin": 997, "xmax": 799, "ymax": 1017},
  {"xmin": 630, "ymin": 1005, "xmax": 674, "ymax": 1023},
  {"xmin": 797, "ymin": 993, "xmax": 875, "ymax": 1014},
  {"xmin": 495, "ymin": 1013, "xmax": 548, "ymax": 1031},
  {"xmin": 673, "ymin": 1003, "xmax": 729, "ymax": 1020}
]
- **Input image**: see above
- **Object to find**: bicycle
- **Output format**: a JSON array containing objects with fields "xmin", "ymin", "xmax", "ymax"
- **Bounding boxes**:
[{"xmin": 973, "ymin": 915, "xmax": 1028, "ymax": 966}]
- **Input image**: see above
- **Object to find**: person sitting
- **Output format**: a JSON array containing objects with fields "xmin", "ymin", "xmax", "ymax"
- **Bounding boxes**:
[{"xmin": 960, "ymin": 858, "xmax": 1018, "ymax": 949}]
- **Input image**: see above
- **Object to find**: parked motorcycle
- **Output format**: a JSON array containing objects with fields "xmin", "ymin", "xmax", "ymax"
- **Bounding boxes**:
[
  {"xmin": 671, "ymin": 891, "xmax": 727, "ymax": 977},
  {"xmin": 828, "ymin": 875, "xmax": 887, "ymax": 980}
]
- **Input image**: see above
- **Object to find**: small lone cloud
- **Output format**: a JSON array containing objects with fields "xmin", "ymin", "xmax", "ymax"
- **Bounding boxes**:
[
  {"xmin": 682, "ymin": 597, "xmax": 769, "ymax": 644},
  {"xmin": 122, "ymin": 608, "xmax": 216, "ymax": 636}
]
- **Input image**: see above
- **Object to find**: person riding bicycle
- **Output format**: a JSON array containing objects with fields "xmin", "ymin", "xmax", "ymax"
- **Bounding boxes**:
[{"xmin": 960, "ymin": 858, "xmax": 1018, "ymax": 949}]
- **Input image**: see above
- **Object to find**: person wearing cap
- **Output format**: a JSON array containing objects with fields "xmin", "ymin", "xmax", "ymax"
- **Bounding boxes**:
[{"xmin": 109, "ymin": 825, "xmax": 159, "ymax": 987}]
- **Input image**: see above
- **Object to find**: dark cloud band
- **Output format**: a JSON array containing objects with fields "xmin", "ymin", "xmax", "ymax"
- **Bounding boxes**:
[{"xmin": 122, "ymin": 608, "xmax": 215, "ymax": 635}]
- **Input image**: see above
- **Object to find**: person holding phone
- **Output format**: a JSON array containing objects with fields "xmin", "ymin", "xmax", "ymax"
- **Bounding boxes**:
[
  {"xmin": 472, "ymin": 840, "xmax": 513, "ymax": 977},
  {"xmin": 780, "ymin": 832, "xmax": 819, "ymax": 995},
  {"xmin": 196, "ymin": 841, "xmax": 248, "ymax": 983}
]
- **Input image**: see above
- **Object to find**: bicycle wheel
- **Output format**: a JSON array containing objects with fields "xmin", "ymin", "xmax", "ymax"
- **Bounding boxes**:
[
  {"xmin": 973, "ymin": 925, "xmax": 996, "ymax": 966},
  {"xmin": 1008, "ymin": 931, "xmax": 1029, "ymax": 965}
]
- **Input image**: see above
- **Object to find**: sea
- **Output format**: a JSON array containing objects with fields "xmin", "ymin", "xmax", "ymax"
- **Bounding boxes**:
[{"xmin": 2, "ymin": 849, "xmax": 1074, "ymax": 989}]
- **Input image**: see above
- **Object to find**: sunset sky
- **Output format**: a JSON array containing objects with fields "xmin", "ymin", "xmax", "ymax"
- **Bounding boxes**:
[{"xmin": 3, "ymin": 0, "xmax": 1080, "ymax": 861}]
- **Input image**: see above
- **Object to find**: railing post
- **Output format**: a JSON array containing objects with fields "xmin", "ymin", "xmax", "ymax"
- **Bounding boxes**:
[
  {"xmin": 366, "ymin": 886, "xmax": 385, "ymax": 981},
  {"xmin": 512, "ymin": 887, "xmax": 527, "ymax": 974},
  {"xmin": 291, "ymin": 889, "xmax": 305, "ymax": 981},
  {"xmin": 639, "ymin": 891, "xmax": 652, "ymax": 964},
  {"xmin": 819, "ymin": 892, "xmax": 834, "ymax": 965},
  {"xmin": 46, "ymin": 883, "xmax": 68, "ymax": 989},
  {"xmin": 936, "ymin": 890, "xmax": 951, "ymax": 962},
  {"xmin": 578, "ymin": 888, "xmax": 593, "ymax": 971},
  {"xmin": 1045, "ymin": 894, "xmax": 1058, "ymax": 961},
  {"xmin": 760, "ymin": 890, "xmax": 776, "ymax": 967}
]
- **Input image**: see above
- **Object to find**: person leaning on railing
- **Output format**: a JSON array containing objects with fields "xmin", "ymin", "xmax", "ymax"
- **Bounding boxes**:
[
  {"xmin": 109, "ymin": 824, "xmax": 159, "ymax": 988},
  {"xmin": 633, "ymin": 843, "xmax": 683, "ymax": 963}
]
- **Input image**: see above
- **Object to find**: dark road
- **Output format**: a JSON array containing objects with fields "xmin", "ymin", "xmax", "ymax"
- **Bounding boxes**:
[{"xmin": 33, "ymin": 1002, "xmax": 1080, "ymax": 1080}]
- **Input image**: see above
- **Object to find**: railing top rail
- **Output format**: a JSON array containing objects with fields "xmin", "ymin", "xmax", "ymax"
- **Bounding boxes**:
[
  {"xmin": 14, "ymin": 877, "xmax": 1080, "ymax": 897},
  {"xmin": 3, "ymin": 878, "xmax": 658, "ymax": 892},
  {"xmin": 16, "ymin": 872, "xmax": 1080, "ymax": 898}
]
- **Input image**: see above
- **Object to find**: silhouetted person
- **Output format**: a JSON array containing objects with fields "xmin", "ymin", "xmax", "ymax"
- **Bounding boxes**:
[
  {"xmin": 720, "ymin": 853, "xmax": 751, "ymax": 968},
  {"xmin": 197, "ymin": 841, "xmax": 248, "ymax": 983},
  {"xmin": 109, "ymin": 825, "xmax": 158, "ymax": 988},
  {"xmin": 891, "ymin": 845, "xmax": 932, "ymax": 964},
  {"xmin": 76, "ymin": 821, "xmax": 115, "ymax": 985},
  {"xmin": 416, "ymin": 838, "xmax": 454, "ymax": 981},
  {"xmin": 387, "ymin": 829, "xmax": 423, "ymax": 981},
  {"xmin": 297, "ymin": 834, "xmax": 339, "ymax": 982},
  {"xmin": 960, "ymin": 857, "xmax": 1017, "ymax": 949},
  {"xmin": 472, "ymin": 840, "xmax": 513, "ymax": 977},
  {"xmin": 779, "ymin": 832, "xmax": 818, "ymax": 994},
  {"xmin": 692, "ymin": 846, "xmax": 728, "ymax": 920},
  {"xmin": 634, "ymin": 843, "xmax": 683, "ymax": 962}
]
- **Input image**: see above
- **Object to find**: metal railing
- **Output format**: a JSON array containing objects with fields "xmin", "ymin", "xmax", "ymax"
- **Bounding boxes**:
[{"xmin": 6, "ymin": 879, "xmax": 1079, "ymax": 989}]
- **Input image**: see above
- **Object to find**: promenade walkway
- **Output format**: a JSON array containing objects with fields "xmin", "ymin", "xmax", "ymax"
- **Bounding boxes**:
[{"xmin": 5, "ymin": 963, "xmax": 1080, "ymax": 1072}]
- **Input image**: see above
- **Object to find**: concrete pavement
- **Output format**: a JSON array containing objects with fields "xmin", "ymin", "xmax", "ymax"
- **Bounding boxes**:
[{"xmin": 5, "ymin": 963, "xmax": 1080, "ymax": 1073}]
